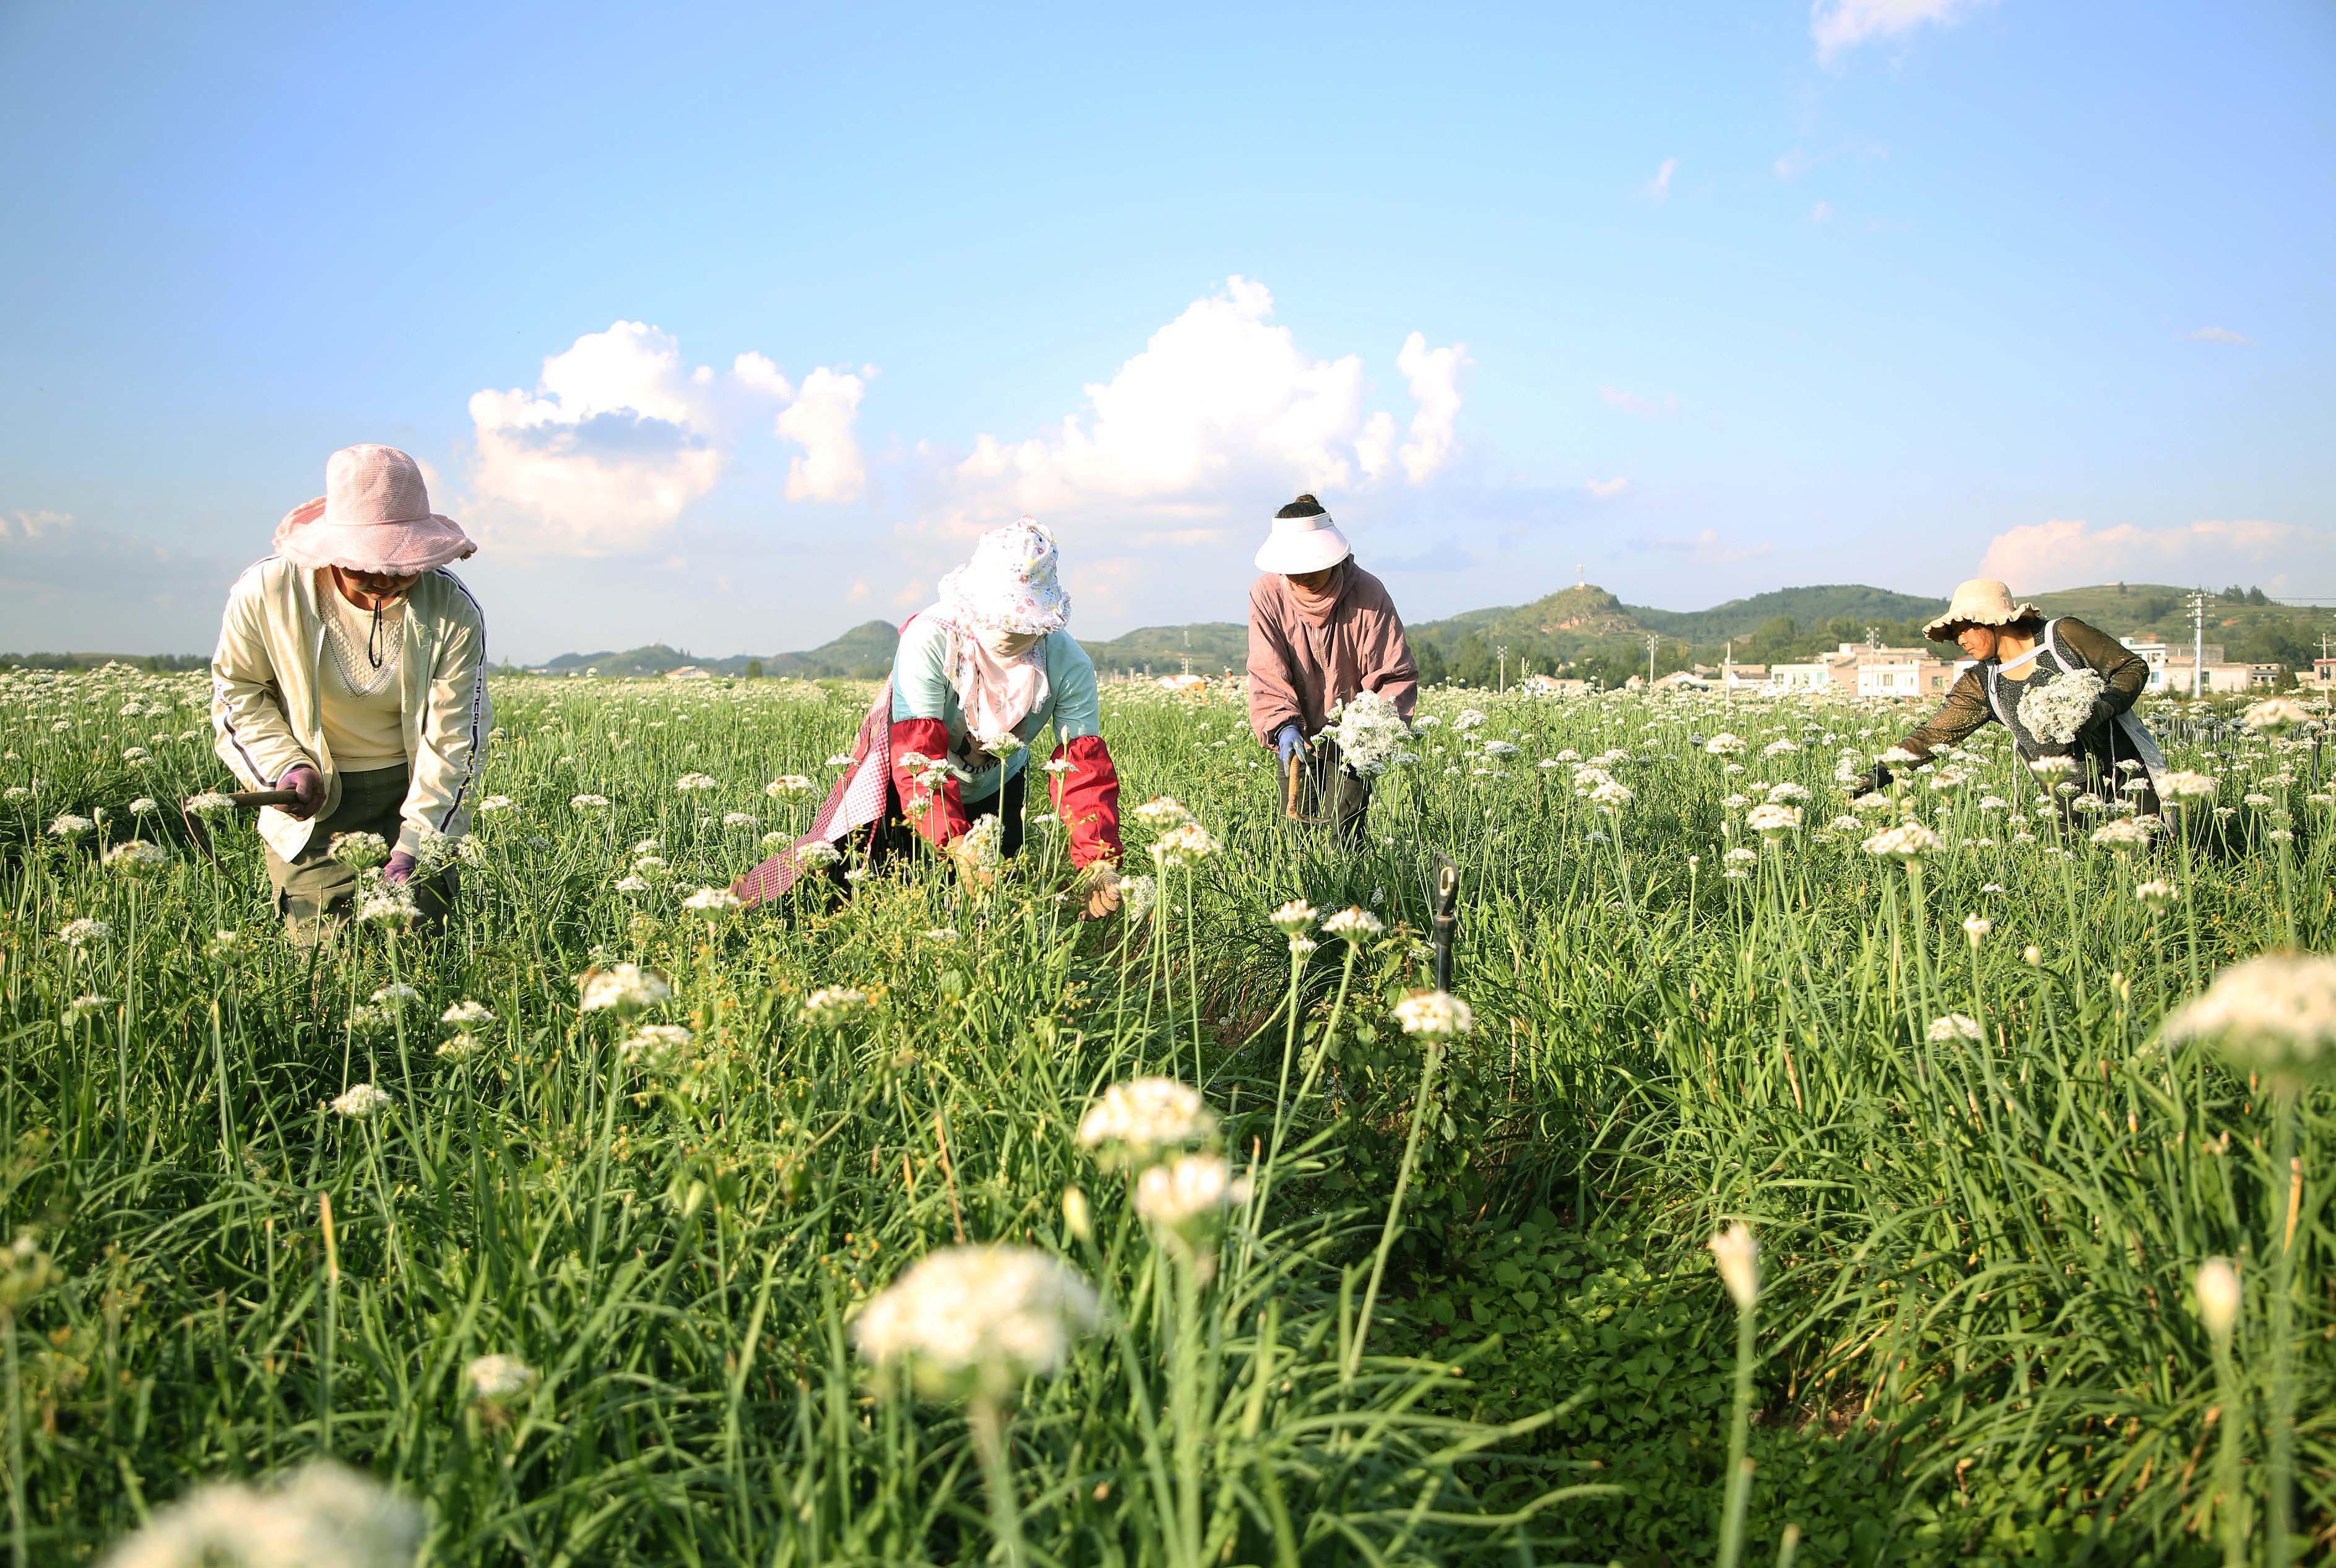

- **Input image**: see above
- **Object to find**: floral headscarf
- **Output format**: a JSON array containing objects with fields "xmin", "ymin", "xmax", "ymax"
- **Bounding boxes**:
[{"xmin": 937, "ymin": 518, "xmax": 1071, "ymax": 641}]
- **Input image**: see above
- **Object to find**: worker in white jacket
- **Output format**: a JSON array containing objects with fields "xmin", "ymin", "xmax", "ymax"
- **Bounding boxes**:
[{"xmin": 210, "ymin": 444, "xmax": 490, "ymax": 935}]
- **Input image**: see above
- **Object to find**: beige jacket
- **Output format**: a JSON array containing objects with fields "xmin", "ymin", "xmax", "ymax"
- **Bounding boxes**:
[{"xmin": 210, "ymin": 558, "xmax": 490, "ymax": 861}]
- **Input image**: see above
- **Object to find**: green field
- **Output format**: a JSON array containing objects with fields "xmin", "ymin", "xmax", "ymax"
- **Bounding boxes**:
[{"xmin": 0, "ymin": 666, "xmax": 2329, "ymax": 1564}]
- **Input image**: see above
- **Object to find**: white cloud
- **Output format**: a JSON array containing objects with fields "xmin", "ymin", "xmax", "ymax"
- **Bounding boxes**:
[
  {"xmin": 776, "ymin": 366, "xmax": 869, "ymax": 502},
  {"xmin": 1646, "ymin": 157, "xmax": 1679, "ymax": 204},
  {"xmin": 1395, "ymin": 332, "xmax": 1470, "ymax": 483},
  {"xmin": 949, "ymin": 277, "xmax": 1462, "ymax": 517},
  {"xmin": 2189, "ymin": 327, "xmax": 2251, "ymax": 345},
  {"xmin": 465, "ymin": 322, "xmax": 870, "ymax": 555},
  {"xmin": 1809, "ymin": 200, "xmax": 1836, "ymax": 225},
  {"xmin": 1812, "ymin": 0, "xmax": 1991, "ymax": 63},
  {"xmin": 1977, "ymin": 517, "xmax": 2329, "ymax": 592},
  {"xmin": 1584, "ymin": 477, "xmax": 1630, "ymax": 499},
  {"xmin": 1599, "ymin": 385, "xmax": 1678, "ymax": 418},
  {"xmin": 1, "ymin": 509, "xmax": 72, "ymax": 540}
]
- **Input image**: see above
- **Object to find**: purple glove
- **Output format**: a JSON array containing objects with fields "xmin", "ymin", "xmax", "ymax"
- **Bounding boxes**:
[
  {"xmin": 279, "ymin": 765, "xmax": 324, "ymax": 821},
  {"xmin": 383, "ymin": 851, "xmax": 417, "ymax": 887},
  {"xmin": 1274, "ymin": 724, "xmax": 1304, "ymax": 766}
]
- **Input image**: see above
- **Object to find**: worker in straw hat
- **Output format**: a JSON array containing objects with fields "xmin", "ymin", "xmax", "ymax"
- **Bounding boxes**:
[
  {"xmin": 210, "ymin": 444, "xmax": 489, "ymax": 938},
  {"xmin": 1245, "ymin": 494, "xmax": 1418, "ymax": 838},
  {"xmin": 732, "ymin": 517, "xmax": 1125, "ymax": 914},
  {"xmin": 1858, "ymin": 577, "xmax": 2164, "ymax": 816}
]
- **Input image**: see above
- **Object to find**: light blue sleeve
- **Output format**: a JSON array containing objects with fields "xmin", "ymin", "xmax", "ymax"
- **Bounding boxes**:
[
  {"xmin": 1043, "ymin": 632, "xmax": 1102, "ymax": 743},
  {"xmin": 889, "ymin": 618, "xmax": 957, "ymax": 725}
]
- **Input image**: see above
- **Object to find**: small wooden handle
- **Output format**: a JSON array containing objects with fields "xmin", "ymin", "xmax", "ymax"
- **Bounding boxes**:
[{"xmin": 230, "ymin": 789, "xmax": 302, "ymax": 809}]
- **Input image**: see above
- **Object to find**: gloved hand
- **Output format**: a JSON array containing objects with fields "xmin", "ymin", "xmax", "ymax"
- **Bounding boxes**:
[
  {"xmin": 2079, "ymin": 696, "xmax": 2118, "ymax": 738},
  {"xmin": 1075, "ymin": 861, "xmax": 1123, "ymax": 920},
  {"xmin": 279, "ymin": 764, "xmax": 324, "ymax": 821},
  {"xmin": 383, "ymin": 851, "xmax": 417, "ymax": 887},
  {"xmin": 1854, "ymin": 763, "xmax": 1893, "ymax": 798},
  {"xmin": 1274, "ymin": 724, "xmax": 1304, "ymax": 766},
  {"xmin": 946, "ymin": 835, "xmax": 998, "ymax": 892}
]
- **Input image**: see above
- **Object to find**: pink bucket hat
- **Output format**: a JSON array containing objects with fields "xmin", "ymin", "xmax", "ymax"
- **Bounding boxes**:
[{"xmin": 272, "ymin": 444, "xmax": 477, "ymax": 575}]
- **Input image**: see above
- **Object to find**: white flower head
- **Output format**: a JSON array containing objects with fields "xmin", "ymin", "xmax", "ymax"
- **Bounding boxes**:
[
  {"xmin": 801, "ymin": 986, "xmax": 873, "ymax": 1027},
  {"xmin": 369, "ymin": 983, "xmax": 421, "ymax": 1009},
  {"xmin": 673, "ymin": 772, "xmax": 720, "ymax": 792},
  {"xmin": 1131, "ymin": 796, "xmax": 1195, "ymax": 827},
  {"xmin": 681, "ymin": 885, "xmax": 744, "ymax": 916},
  {"xmin": 2162, "ymin": 954, "xmax": 2336, "ymax": 1085},
  {"xmin": 103, "ymin": 839, "xmax": 171, "ymax": 877},
  {"xmin": 1147, "ymin": 820, "xmax": 1219, "ymax": 869},
  {"xmin": 1926, "ymin": 1013, "xmax": 1984, "ymax": 1044},
  {"xmin": 1118, "ymin": 874, "xmax": 1159, "ymax": 924},
  {"xmin": 569, "ymin": 793, "xmax": 612, "ymax": 810},
  {"xmin": 464, "ymin": 1354, "xmax": 540, "ymax": 1407},
  {"xmin": 1322, "ymin": 907, "xmax": 1383, "ymax": 939},
  {"xmin": 354, "ymin": 887, "xmax": 419, "ymax": 928},
  {"xmin": 1962, "ymin": 915, "xmax": 1992, "ymax": 947},
  {"xmin": 2158, "ymin": 770, "xmax": 2218, "ymax": 802},
  {"xmin": 765, "ymin": 775, "xmax": 815, "ymax": 796},
  {"xmin": 1268, "ymin": 898, "xmax": 1318, "ymax": 936},
  {"xmin": 2244, "ymin": 697, "xmax": 2309, "ymax": 735},
  {"xmin": 854, "ymin": 1244, "xmax": 1102, "ymax": 1400},
  {"xmin": 579, "ymin": 963, "xmax": 672, "ymax": 1016},
  {"xmin": 1862, "ymin": 821, "xmax": 1944, "ymax": 861},
  {"xmin": 330, "ymin": 1083, "xmax": 393, "ymax": 1118},
  {"xmin": 1708, "ymin": 1223, "xmax": 1759, "ymax": 1311},
  {"xmin": 128, "ymin": 796, "xmax": 159, "ymax": 816},
  {"xmin": 1134, "ymin": 1153, "xmax": 1253, "ymax": 1243},
  {"xmin": 1322, "ymin": 689, "xmax": 1413, "ymax": 777},
  {"xmin": 1746, "ymin": 803, "xmax": 1801, "ymax": 837},
  {"xmin": 97, "ymin": 1460, "xmax": 422, "ymax": 1568},
  {"xmin": 2194, "ymin": 1258, "xmax": 2241, "ymax": 1340},
  {"xmin": 47, "ymin": 813, "xmax": 95, "ymax": 840},
  {"xmin": 1078, "ymin": 1077, "xmax": 1218, "ymax": 1170},
  {"xmin": 182, "ymin": 791, "xmax": 237, "ymax": 817},
  {"xmin": 440, "ymin": 1000, "xmax": 495, "ymax": 1027},
  {"xmin": 327, "ymin": 832, "xmax": 391, "ymax": 871},
  {"xmin": 1393, "ymin": 989, "xmax": 1474, "ymax": 1040},
  {"xmin": 2090, "ymin": 817, "xmax": 2153, "ymax": 850},
  {"xmin": 794, "ymin": 840, "xmax": 842, "ymax": 870},
  {"xmin": 618, "ymin": 1022, "xmax": 694, "ymax": 1070}
]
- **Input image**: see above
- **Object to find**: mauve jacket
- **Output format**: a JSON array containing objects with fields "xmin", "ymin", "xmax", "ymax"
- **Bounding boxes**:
[{"xmin": 1245, "ymin": 564, "xmax": 1419, "ymax": 745}]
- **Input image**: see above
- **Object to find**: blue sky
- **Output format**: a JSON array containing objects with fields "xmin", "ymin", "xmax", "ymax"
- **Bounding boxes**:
[{"xmin": 2, "ymin": 0, "xmax": 2330, "ymax": 661}]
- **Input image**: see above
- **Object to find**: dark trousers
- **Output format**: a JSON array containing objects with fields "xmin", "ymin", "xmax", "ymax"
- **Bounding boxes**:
[
  {"xmin": 264, "ymin": 764, "xmax": 457, "ymax": 930},
  {"xmin": 1281, "ymin": 744, "xmax": 1372, "ymax": 845}
]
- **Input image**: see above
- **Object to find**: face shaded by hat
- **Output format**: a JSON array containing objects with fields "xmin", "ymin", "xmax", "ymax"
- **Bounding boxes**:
[
  {"xmin": 273, "ymin": 445, "xmax": 477, "ymax": 576},
  {"xmin": 1254, "ymin": 494, "xmax": 1352, "ymax": 577},
  {"xmin": 1923, "ymin": 579, "xmax": 2043, "ymax": 642}
]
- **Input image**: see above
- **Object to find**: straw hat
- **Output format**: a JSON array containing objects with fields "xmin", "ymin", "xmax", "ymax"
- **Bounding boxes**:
[
  {"xmin": 1923, "ymin": 579, "xmax": 2043, "ymax": 640},
  {"xmin": 1253, "ymin": 495, "xmax": 1352, "ymax": 575},
  {"xmin": 272, "ymin": 445, "xmax": 477, "ymax": 575},
  {"xmin": 937, "ymin": 517, "xmax": 1071, "ymax": 638}
]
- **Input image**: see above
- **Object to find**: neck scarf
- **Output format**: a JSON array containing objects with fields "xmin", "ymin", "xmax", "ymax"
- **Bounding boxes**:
[{"xmin": 1286, "ymin": 559, "xmax": 1351, "ymax": 628}]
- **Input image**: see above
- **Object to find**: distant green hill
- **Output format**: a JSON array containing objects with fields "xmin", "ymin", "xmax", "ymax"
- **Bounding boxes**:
[
  {"xmin": 534, "ymin": 619, "xmax": 904, "ymax": 680},
  {"xmin": 1079, "ymin": 622, "xmax": 1247, "ymax": 675},
  {"xmin": 514, "ymin": 579, "xmax": 2324, "ymax": 686},
  {"xmin": 1625, "ymin": 584, "xmax": 1947, "ymax": 642}
]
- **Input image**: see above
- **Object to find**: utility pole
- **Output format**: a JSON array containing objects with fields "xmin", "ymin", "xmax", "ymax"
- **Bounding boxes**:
[
  {"xmin": 1496, "ymin": 644, "xmax": 1509, "ymax": 694},
  {"xmin": 2189, "ymin": 588, "xmax": 2208, "ymax": 699},
  {"xmin": 1645, "ymin": 633, "xmax": 1659, "ymax": 687},
  {"xmin": 1723, "ymin": 639, "xmax": 1734, "ymax": 705}
]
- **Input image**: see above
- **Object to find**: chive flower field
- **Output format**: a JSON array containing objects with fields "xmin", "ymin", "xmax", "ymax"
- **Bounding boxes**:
[{"xmin": 0, "ymin": 663, "xmax": 2328, "ymax": 1565}]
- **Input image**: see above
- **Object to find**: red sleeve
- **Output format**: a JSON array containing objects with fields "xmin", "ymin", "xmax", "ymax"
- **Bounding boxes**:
[
  {"xmin": 1049, "ymin": 735, "xmax": 1122, "ymax": 868},
  {"xmin": 889, "ymin": 718, "xmax": 968, "ymax": 850}
]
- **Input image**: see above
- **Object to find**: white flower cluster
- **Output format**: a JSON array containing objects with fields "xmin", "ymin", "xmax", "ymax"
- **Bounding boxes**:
[
  {"xmin": 1321, "ymin": 689, "xmax": 1412, "ymax": 777},
  {"xmin": 330, "ymin": 1083, "xmax": 393, "ymax": 1118},
  {"xmin": 100, "ymin": 1460, "xmax": 422, "ymax": 1568},
  {"xmin": 328, "ymin": 832, "xmax": 391, "ymax": 871},
  {"xmin": 2162, "ymin": 954, "xmax": 2336, "ymax": 1084},
  {"xmin": 579, "ymin": 963, "xmax": 672, "ymax": 1015},
  {"xmin": 854, "ymin": 1244, "xmax": 1102, "ymax": 1398},
  {"xmin": 802, "ymin": 986, "xmax": 873, "ymax": 1027},
  {"xmin": 1392, "ymin": 989, "xmax": 1474, "ymax": 1039},
  {"xmin": 1076, "ymin": 1077, "xmax": 1217, "ymax": 1170},
  {"xmin": 1862, "ymin": 821, "xmax": 1942, "ymax": 861},
  {"xmin": 2014, "ymin": 668, "xmax": 2106, "ymax": 746}
]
